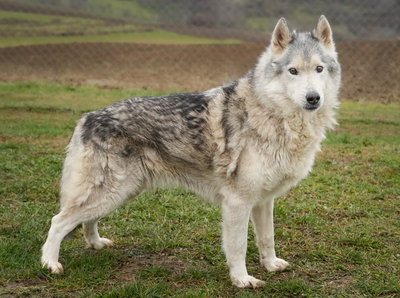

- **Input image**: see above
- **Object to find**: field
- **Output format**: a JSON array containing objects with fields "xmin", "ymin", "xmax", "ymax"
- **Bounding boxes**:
[
  {"xmin": 0, "ymin": 81, "xmax": 399, "ymax": 297},
  {"xmin": 0, "ymin": 8, "xmax": 399, "ymax": 101},
  {"xmin": 0, "ymin": 10, "xmax": 240, "ymax": 47},
  {"xmin": 1, "ymin": 3, "xmax": 400, "ymax": 297}
]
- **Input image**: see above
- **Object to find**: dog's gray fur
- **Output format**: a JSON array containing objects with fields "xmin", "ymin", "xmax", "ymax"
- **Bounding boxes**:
[{"xmin": 42, "ymin": 16, "xmax": 340, "ymax": 288}]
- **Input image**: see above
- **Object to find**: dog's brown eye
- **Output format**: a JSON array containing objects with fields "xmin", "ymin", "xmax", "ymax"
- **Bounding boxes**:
[
  {"xmin": 289, "ymin": 68, "xmax": 298, "ymax": 75},
  {"xmin": 316, "ymin": 66, "xmax": 323, "ymax": 73}
]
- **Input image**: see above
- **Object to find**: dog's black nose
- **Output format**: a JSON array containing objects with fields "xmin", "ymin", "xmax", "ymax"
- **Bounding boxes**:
[{"xmin": 306, "ymin": 92, "xmax": 320, "ymax": 105}]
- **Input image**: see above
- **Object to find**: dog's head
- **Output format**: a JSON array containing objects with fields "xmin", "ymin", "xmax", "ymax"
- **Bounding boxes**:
[{"xmin": 256, "ymin": 16, "xmax": 341, "ymax": 112}]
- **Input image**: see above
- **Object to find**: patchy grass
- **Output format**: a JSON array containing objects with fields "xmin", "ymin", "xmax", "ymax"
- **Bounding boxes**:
[
  {"xmin": 0, "ymin": 10, "xmax": 140, "ymax": 38},
  {"xmin": 0, "ymin": 30, "xmax": 241, "ymax": 48},
  {"xmin": 0, "ymin": 82, "xmax": 399, "ymax": 297},
  {"xmin": 1, "ymin": 0, "xmax": 156, "ymax": 23},
  {"xmin": 86, "ymin": 0, "xmax": 157, "ymax": 21},
  {"xmin": 0, "ymin": 10, "xmax": 241, "ymax": 47},
  {"xmin": 0, "ymin": 81, "xmax": 167, "ymax": 112}
]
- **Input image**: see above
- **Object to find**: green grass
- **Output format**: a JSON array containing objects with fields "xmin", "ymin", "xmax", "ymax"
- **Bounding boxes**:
[
  {"xmin": 0, "ymin": 81, "xmax": 399, "ymax": 297},
  {"xmin": 15, "ymin": 0, "xmax": 157, "ymax": 22},
  {"xmin": 86, "ymin": 0, "xmax": 156, "ymax": 21},
  {"xmin": 0, "ymin": 10, "xmax": 241, "ymax": 47},
  {"xmin": 0, "ymin": 10, "xmax": 140, "ymax": 38},
  {"xmin": 0, "ymin": 81, "xmax": 166, "ymax": 113},
  {"xmin": 0, "ymin": 30, "xmax": 241, "ymax": 47},
  {"xmin": 0, "ymin": 10, "xmax": 137, "ymax": 34},
  {"xmin": 0, "ymin": 10, "xmax": 60, "ymax": 23},
  {"xmin": 28, "ymin": 0, "xmax": 156, "ymax": 21}
]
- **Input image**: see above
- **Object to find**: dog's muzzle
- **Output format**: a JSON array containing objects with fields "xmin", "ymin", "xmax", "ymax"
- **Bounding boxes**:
[{"xmin": 304, "ymin": 92, "xmax": 320, "ymax": 111}]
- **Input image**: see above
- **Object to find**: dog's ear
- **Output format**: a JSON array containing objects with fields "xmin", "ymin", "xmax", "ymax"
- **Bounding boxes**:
[
  {"xmin": 314, "ymin": 15, "xmax": 334, "ymax": 51},
  {"xmin": 271, "ymin": 18, "xmax": 291, "ymax": 55}
]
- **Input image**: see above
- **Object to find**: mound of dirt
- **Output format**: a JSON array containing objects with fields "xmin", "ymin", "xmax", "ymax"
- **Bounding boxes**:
[{"xmin": 0, "ymin": 40, "xmax": 398, "ymax": 101}]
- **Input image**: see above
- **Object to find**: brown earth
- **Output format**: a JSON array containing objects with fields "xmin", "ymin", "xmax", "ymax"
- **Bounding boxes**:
[{"xmin": 0, "ymin": 40, "xmax": 398, "ymax": 101}]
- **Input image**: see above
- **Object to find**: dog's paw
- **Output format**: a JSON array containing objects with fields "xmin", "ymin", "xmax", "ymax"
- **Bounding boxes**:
[
  {"xmin": 42, "ymin": 260, "xmax": 64, "ymax": 274},
  {"xmin": 262, "ymin": 257, "xmax": 290, "ymax": 272},
  {"xmin": 89, "ymin": 238, "xmax": 113, "ymax": 250},
  {"xmin": 231, "ymin": 275, "xmax": 266, "ymax": 288}
]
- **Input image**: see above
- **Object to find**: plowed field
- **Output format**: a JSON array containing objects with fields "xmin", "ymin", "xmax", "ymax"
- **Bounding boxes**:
[{"xmin": 0, "ymin": 40, "xmax": 398, "ymax": 101}]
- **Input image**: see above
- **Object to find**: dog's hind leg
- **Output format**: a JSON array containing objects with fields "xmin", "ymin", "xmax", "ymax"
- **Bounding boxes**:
[
  {"xmin": 41, "ymin": 210, "xmax": 84, "ymax": 273},
  {"xmin": 41, "ymin": 199, "xmax": 119, "ymax": 273},
  {"xmin": 221, "ymin": 197, "xmax": 266, "ymax": 288},
  {"xmin": 41, "ymin": 185, "xmax": 123, "ymax": 273},
  {"xmin": 83, "ymin": 219, "xmax": 113, "ymax": 250},
  {"xmin": 42, "ymin": 174, "xmax": 143, "ymax": 274},
  {"xmin": 251, "ymin": 198, "xmax": 290, "ymax": 272}
]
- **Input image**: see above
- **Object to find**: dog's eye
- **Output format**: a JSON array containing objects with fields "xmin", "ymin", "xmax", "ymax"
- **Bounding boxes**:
[
  {"xmin": 289, "ymin": 68, "xmax": 298, "ymax": 75},
  {"xmin": 316, "ymin": 66, "xmax": 324, "ymax": 73}
]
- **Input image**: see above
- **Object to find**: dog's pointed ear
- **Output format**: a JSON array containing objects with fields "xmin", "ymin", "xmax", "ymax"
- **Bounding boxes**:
[
  {"xmin": 314, "ymin": 15, "xmax": 334, "ymax": 50},
  {"xmin": 271, "ymin": 18, "xmax": 291, "ymax": 55}
]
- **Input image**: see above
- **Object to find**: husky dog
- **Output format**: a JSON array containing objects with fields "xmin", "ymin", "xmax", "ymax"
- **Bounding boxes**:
[{"xmin": 41, "ymin": 16, "xmax": 340, "ymax": 288}]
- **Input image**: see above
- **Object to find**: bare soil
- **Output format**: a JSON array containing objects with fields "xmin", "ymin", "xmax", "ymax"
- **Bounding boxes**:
[
  {"xmin": 0, "ymin": 40, "xmax": 398, "ymax": 101},
  {"xmin": 112, "ymin": 252, "xmax": 190, "ymax": 281}
]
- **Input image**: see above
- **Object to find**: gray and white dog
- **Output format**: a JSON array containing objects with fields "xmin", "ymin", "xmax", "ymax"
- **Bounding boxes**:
[{"xmin": 42, "ymin": 16, "xmax": 340, "ymax": 288}]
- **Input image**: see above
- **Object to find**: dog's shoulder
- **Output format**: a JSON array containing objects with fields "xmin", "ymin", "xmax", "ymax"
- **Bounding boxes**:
[{"xmin": 206, "ymin": 77, "xmax": 256, "ymax": 178}]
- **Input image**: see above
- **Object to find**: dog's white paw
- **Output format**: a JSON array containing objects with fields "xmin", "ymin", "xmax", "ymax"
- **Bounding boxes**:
[
  {"xmin": 263, "ymin": 257, "xmax": 290, "ymax": 272},
  {"xmin": 89, "ymin": 238, "xmax": 113, "ymax": 250},
  {"xmin": 42, "ymin": 260, "xmax": 64, "ymax": 274},
  {"xmin": 231, "ymin": 275, "xmax": 266, "ymax": 288}
]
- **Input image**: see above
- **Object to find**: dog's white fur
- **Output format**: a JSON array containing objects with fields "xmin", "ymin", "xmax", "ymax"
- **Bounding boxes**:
[{"xmin": 41, "ymin": 16, "xmax": 340, "ymax": 288}]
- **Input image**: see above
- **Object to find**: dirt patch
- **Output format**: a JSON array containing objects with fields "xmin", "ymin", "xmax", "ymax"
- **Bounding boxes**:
[
  {"xmin": 336, "ymin": 40, "xmax": 400, "ymax": 102},
  {"xmin": 0, "ymin": 279, "xmax": 48, "ymax": 297},
  {"xmin": 0, "ymin": 43, "xmax": 260, "ymax": 92},
  {"xmin": 109, "ymin": 249, "xmax": 193, "ymax": 288},
  {"xmin": 0, "ymin": 40, "xmax": 398, "ymax": 101},
  {"xmin": 327, "ymin": 275, "xmax": 354, "ymax": 288},
  {"xmin": 112, "ymin": 252, "xmax": 190, "ymax": 281}
]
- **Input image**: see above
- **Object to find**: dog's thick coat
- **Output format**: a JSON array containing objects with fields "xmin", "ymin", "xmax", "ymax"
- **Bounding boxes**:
[{"xmin": 42, "ymin": 16, "xmax": 340, "ymax": 288}]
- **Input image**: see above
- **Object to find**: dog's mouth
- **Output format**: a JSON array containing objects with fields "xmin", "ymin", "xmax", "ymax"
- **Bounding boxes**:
[{"xmin": 303, "ymin": 104, "xmax": 320, "ymax": 111}]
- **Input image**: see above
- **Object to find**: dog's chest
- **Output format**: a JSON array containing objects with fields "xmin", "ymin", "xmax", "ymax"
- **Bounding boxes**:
[{"xmin": 239, "ymin": 133, "xmax": 321, "ymax": 196}]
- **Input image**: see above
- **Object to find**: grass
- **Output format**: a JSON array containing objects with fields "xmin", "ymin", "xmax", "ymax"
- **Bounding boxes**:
[
  {"xmin": 0, "ymin": 10, "xmax": 140, "ymax": 38},
  {"xmin": 17, "ymin": 0, "xmax": 157, "ymax": 22},
  {"xmin": 86, "ymin": 0, "xmax": 157, "ymax": 21},
  {"xmin": 0, "ymin": 10, "xmax": 241, "ymax": 47},
  {"xmin": 0, "ymin": 30, "xmax": 241, "ymax": 48},
  {"xmin": 0, "ymin": 81, "xmax": 399, "ymax": 297}
]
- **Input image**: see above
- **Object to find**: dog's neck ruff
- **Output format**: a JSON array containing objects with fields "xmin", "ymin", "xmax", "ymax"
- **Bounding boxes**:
[{"xmin": 243, "ymin": 79, "xmax": 335, "ymax": 146}]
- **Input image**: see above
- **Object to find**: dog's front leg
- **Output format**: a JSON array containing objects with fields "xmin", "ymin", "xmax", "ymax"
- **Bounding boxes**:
[
  {"xmin": 221, "ymin": 199, "xmax": 265, "ymax": 288},
  {"xmin": 251, "ymin": 198, "xmax": 290, "ymax": 272}
]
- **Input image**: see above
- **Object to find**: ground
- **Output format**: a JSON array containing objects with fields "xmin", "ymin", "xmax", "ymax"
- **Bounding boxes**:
[
  {"xmin": 0, "ymin": 40, "xmax": 399, "ymax": 101},
  {"xmin": 0, "ymin": 82, "xmax": 399, "ymax": 297}
]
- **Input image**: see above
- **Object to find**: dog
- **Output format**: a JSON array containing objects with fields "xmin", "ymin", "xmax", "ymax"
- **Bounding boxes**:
[{"xmin": 41, "ymin": 16, "xmax": 340, "ymax": 288}]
